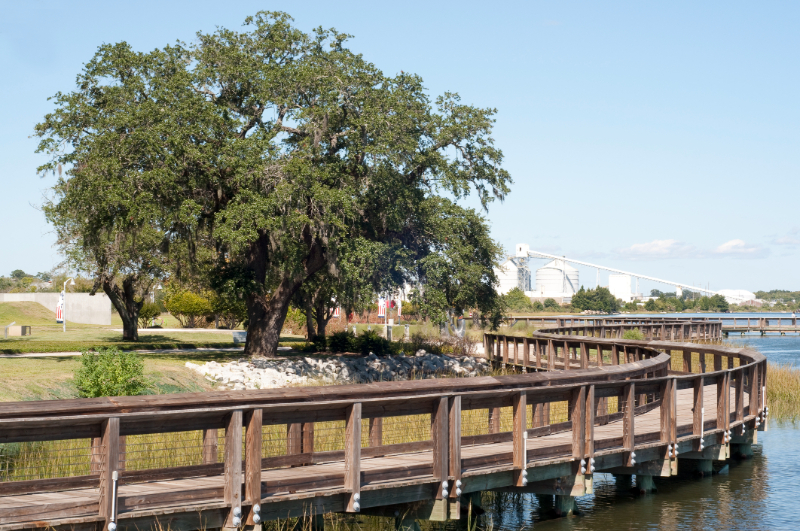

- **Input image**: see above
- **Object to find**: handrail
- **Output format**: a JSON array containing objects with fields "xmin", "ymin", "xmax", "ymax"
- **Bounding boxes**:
[{"xmin": 0, "ymin": 316, "xmax": 769, "ymax": 531}]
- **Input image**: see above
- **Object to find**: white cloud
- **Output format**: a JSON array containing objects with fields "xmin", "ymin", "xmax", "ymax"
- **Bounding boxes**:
[
  {"xmin": 773, "ymin": 227, "xmax": 800, "ymax": 247},
  {"xmin": 615, "ymin": 239, "xmax": 698, "ymax": 260},
  {"xmin": 712, "ymin": 239, "xmax": 768, "ymax": 258},
  {"xmin": 611, "ymin": 238, "xmax": 769, "ymax": 260}
]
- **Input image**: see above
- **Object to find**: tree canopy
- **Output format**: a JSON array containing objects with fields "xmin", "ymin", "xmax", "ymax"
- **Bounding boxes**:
[
  {"xmin": 36, "ymin": 12, "xmax": 511, "ymax": 354},
  {"xmin": 570, "ymin": 286, "xmax": 619, "ymax": 313}
]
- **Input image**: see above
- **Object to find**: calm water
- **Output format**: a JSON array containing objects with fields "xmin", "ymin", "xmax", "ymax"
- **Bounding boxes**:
[{"xmin": 485, "ymin": 313, "xmax": 800, "ymax": 530}]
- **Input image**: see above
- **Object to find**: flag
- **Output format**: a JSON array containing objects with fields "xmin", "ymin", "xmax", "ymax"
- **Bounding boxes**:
[
  {"xmin": 56, "ymin": 291, "xmax": 64, "ymax": 323},
  {"xmin": 397, "ymin": 299, "xmax": 402, "ymax": 317},
  {"xmin": 333, "ymin": 306, "xmax": 341, "ymax": 318},
  {"xmin": 378, "ymin": 297, "xmax": 386, "ymax": 318}
]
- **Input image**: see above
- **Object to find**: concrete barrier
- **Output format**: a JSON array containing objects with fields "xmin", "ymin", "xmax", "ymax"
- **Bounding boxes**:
[{"xmin": 0, "ymin": 293, "xmax": 111, "ymax": 325}]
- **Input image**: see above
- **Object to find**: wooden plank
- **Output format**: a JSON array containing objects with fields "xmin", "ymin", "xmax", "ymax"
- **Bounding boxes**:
[
  {"xmin": 693, "ymin": 376, "xmax": 704, "ymax": 451},
  {"xmin": 622, "ymin": 383, "xmax": 635, "ymax": 466},
  {"xmin": 344, "ymin": 403, "xmax": 361, "ymax": 512},
  {"xmin": 202, "ymin": 429, "xmax": 218, "ymax": 464},
  {"xmin": 735, "ymin": 369, "xmax": 744, "ymax": 422},
  {"xmin": 432, "ymin": 397, "xmax": 449, "ymax": 499},
  {"xmin": 369, "ymin": 417, "xmax": 383, "ymax": 447},
  {"xmin": 512, "ymin": 391, "xmax": 526, "ymax": 486},
  {"xmin": 223, "ymin": 410, "xmax": 242, "ymax": 522},
  {"xmin": 571, "ymin": 387, "xmax": 586, "ymax": 460},
  {"xmin": 448, "ymin": 395, "xmax": 462, "ymax": 489},
  {"xmin": 585, "ymin": 385, "xmax": 595, "ymax": 461},
  {"xmin": 287, "ymin": 423, "xmax": 302, "ymax": 455},
  {"xmin": 244, "ymin": 409, "xmax": 262, "ymax": 507},
  {"xmin": 98, "ymin": 417, "xmax": 119, "ymax": 528}
]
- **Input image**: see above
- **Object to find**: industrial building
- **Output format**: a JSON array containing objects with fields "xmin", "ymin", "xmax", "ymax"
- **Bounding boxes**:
[
  {"xmin": 526, "ymin": 259, "xmax": 579, "ymax": 302},
  {"xmin": 608, "ymin": 274, "xmax": 644, "ymax": 303},
  {"xmin": 493, "ymin": 257, "xmax": 531, "ymax": 295}
]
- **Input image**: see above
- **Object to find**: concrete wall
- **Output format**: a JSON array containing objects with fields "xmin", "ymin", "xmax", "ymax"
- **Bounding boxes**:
[{"xmin": 0, "ymin": 292, "xmax": 112, "ymax": 325}]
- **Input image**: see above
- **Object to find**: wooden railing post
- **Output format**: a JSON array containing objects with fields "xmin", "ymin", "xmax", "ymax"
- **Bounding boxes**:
[
  {"xmin": 224, "ymin": 410, "xmax": 243, "ymax": 527},
  {"xmin": 563, "ymin": 340, "xmax": 571, "ymax": 370},
  {"xmin": 513, "ymin": 391, "xmax": 527, "ymax": 486},
  {"xmin": 683, "ymin": 350, "xmax": 692, "ymax": 373},
  {"xmin": 735, "ymin": 369, "xmax": 745, "ymax": 423},
  {"xmin": 522, "ymin": 337, "xmax": 529, "ymax": 371},
  {"xmin": 693, "ymin": 377, "xmax": 704, "ymax": 451},
  {"xmin": 448, "ymin": 396, "xmax": 462, "ymax": 505},
  {"xmin": 98, "ymin": 417, "xmax": 120, "ymax": 529},
  {"xmin": 717, "ymin": 373, "xmax": 730, "ymax": 434},
  {"xmin": 548, "ymin": 340, "xmax": 555, "ymax": 370},
  {"xmin": 287, "ymin": 423, "xmax": 302, "ymax": 455},
  {"xmin": 369, "ymin": 417, "xmax": 383, "ymax": 447},
  {"xmin": 345, "ymin": 403, "xmax": 362, "ymax": 512},
  {"xmin": 585, "ymin": 385, "xmax": 595, "ymax": 467},
  {"xmin": 580, "ymin": 342, "xmax": 588, "ymax": 369},
  {"xmin": 571, "ymin": 386, "xmax": 586, "ymax": 461},
  {"xmin": 623, "ymin": 383, "xmax": 635, "ymax": 466},
  {"xmin": 202, "ymin": 429, "xmax": 218, "ymax": 464},
  {"xmin": 432, "ymin": 397, "xmax": 449, "ymax": 499},
  {"xmin": 659, "ymin": 379, "xmax": 675, "ymax": 446},
  {"xmin": 245, "ymin": 409, "xmax": 262, "ymax": 519},
  {"xmin": 749, "ymin": 364, "xmax": 760, "ymax": 416}
]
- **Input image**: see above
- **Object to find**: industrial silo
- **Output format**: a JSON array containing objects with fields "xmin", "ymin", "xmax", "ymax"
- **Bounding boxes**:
[{"xmin": 535, "ymin": 259, "xmax": 579, "ymax": 298}]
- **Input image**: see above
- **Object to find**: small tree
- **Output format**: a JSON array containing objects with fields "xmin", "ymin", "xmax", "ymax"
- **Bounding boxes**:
[
  {"xmin": 504, "ymin": 288, "xmax": 533, "ymax": 312},
  {"xmin": 74, "ymin": 347, "xmax": 148, "ymax": 397},
  {"xmin": 164, "ymin": 290, "xmax": 213, "ymax": 328},
  {"xmin": 544, "ymin": 298, "xmax": 560, "ymax": 311},
  {"xmin": 138, "ymin": 302, "xmax": 162, "ymax": 329}
]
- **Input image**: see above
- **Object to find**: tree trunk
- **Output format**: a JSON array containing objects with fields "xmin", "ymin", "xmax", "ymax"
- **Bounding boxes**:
[
  {"xmin": 314, "ymin": 300, "xmax": 331, "ymax": 339},
  {"xmin": 101, "ymin": 275, "xmax": 143, "ymax": 341},
  {"xmin": 305, "ymin": 300, "xmax": 316, "ymax": 341},
  {"xmin": 244, "ymin": 277, "xmax": 302, "ymax": 357},
  {"xmin": 243, "ymin": 232, "xmax": 328, "ymax": 357}
]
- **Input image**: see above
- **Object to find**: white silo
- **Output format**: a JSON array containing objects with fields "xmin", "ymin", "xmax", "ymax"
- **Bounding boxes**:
[{"xmin": 535, "ymin": 259, "xmax": 579, "ymax": 299}]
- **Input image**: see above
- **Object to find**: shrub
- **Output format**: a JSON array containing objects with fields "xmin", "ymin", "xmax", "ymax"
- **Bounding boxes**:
[
  {"xmin": 73, "ymin": 347, "xmax": 149, "ymax": 397},
  {"xmin": 355, "ymin": 330, "xmax": 391, "ymax": 355},
  {"xmin": 138, "ymin": 302, "xmax": 162, "ymax": 329},
  {"xmin": 531, "ymin": 301, "xmax": 544, "ymax": 312},
  {"xmin": 544, "ymin": 298, "xmax": 560, "ymax": 310},
  {"xmin": 503, "ymin": 288, "xmax": 533, "ymax": 312},
  {"xmin": 622, "ymin": 328, "xmax": 645, "ymax": 340},
  {"xmin": 164, "ymin": 290, "xmax": 213, "ymax": 328},
  {"xmin": 210, "ymin": 294, "xmax": 247, "ymax": 329},
  {"xmin": 329, "ymin": 331, "xmax": 356, "ymax": 353}
]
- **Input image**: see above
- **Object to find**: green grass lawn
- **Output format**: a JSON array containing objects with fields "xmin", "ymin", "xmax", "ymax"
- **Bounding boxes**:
[{"xmin": 0, "ymin": 350, "xmax": 261, "ymax": 402}]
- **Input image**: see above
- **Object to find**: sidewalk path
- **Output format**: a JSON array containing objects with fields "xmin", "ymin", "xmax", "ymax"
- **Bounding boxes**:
[{"xmin": 0, "ymin": 346, "xmax": 252, "ymax": 358}]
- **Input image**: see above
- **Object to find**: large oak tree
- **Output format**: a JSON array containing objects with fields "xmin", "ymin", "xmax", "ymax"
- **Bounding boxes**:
[{"xmin": 37, "ymin": 12, "xmax": 511, "ymax": 355}]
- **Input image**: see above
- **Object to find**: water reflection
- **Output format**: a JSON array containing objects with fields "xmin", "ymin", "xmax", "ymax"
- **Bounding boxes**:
[{"xmin": 473, "ymin": 420, "xmax": 800, "ymax": 530}]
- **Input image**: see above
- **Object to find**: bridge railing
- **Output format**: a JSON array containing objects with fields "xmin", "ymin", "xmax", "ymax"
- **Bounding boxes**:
[{"xmin": 0, "ymin": 319, "xmax": 767, "ymax": 530}]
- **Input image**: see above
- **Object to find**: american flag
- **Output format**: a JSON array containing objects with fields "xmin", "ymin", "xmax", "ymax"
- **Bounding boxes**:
[{"xmin": 378, "ymin": 297, "xmax": 386, "ymax": 318}]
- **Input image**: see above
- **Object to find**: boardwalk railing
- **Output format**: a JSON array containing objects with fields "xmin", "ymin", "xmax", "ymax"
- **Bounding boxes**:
[
  {"xmin": 507, "ymin": 314, "xmax": 799, "ymax": 333},
  {"xmin": 0, "ymin": 318, "xmax": 767, "ymax": 531}
]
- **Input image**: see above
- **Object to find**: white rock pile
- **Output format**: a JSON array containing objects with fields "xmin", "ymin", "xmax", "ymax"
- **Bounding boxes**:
[{"xmin": 186, "ymin": 350, "xmax": 491, "ymax": 390}]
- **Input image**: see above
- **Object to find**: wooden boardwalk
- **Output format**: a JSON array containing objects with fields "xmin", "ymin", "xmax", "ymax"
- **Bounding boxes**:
[{"xmin": 0, "ymin": 319, "xmax": 766, "ymax": 531}]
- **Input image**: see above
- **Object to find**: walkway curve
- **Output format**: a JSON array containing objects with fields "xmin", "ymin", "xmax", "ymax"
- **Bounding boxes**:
[{"xmin": 0, "ymin": 317, "xmax": 767, "ymax": 531}]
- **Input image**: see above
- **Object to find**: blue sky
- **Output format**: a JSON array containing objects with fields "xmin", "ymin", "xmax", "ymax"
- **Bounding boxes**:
[{"xmin": 1, "ymin": 1, "xmax": 797, "ymax": 293}]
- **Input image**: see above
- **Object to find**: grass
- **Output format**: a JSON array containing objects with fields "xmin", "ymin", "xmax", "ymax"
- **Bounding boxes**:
[{"xmin": 766, "ymin": 363, "xmax": 800, "ymax": 421}]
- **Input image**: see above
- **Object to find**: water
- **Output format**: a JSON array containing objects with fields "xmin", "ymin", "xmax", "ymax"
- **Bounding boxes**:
[{"xmin": 483, "ymin": 314, "xmax": 800, "ymax": 530}]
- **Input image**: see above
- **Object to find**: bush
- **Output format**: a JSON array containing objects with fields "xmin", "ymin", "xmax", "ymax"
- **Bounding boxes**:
[
  {"xmin": 164, "ymin": 290, "xmax": 213, "ymax": 328},
  {"xmin": 329, "ymin": 331, "xmax": 356, "ymax": 353},
  {"xmin": 73, "ymin": 347, "xmax": 149, "ymax": 397},
  {"xmin": 503, "ymin": 288, "xmax": 533, "ymax": 312},
  {"xmin": 531, "ymin": 301, "xmax": 544, "ymax": 312},
  {"xmin": 210, "ymin": 294, "xmax": 247, "ymax": 329},
  {"xmin": 622, "ymin": 328, "xmax": 645, "ymax": 340},
  {"xmin": 355, "ymin": 330, "xmax": 391, "ymax": 355},
  {"xmin": 544, "ymin": 298, "xmax": 560, "ymax": 310},
  {"xmin": 138, "ymin": 302, "xmax": 162, "ymax": 329}
]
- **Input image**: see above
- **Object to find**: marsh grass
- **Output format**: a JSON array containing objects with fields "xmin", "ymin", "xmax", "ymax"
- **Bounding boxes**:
[{"xmin": 765, "ymin": 363, "xmax": 800, "ymax": 421}]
